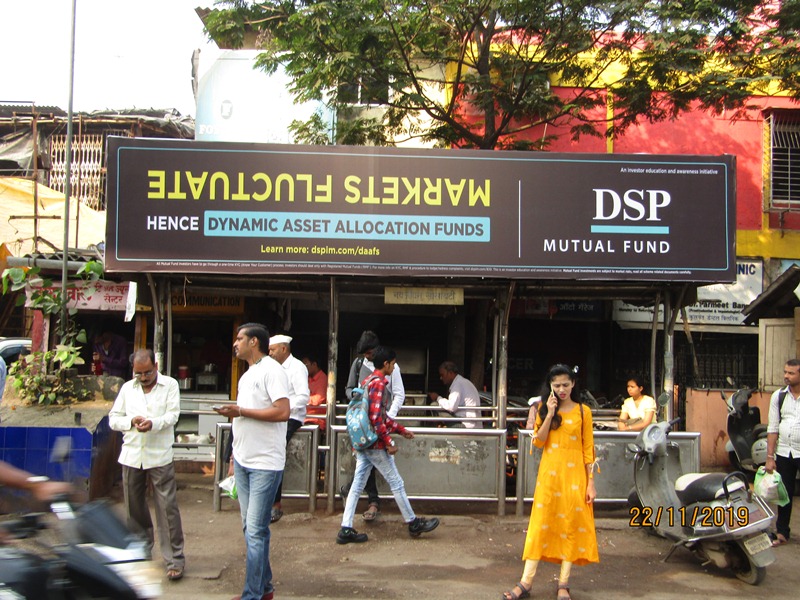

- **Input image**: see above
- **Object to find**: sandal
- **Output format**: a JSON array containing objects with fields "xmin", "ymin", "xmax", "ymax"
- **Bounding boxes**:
[
  {"xmin": 167, "ymin": 568, "xmax": 183, "ymax": 581},
  {"xmin": 501, "ymin": 582, "xmax": 530, "ymax": 600},
  {"xmin": 772, "ymin": 533, "xmax": 788, "ymax": 547},
  {"xmin": 362, "ymin": 503, "xmax": 380, "ymax": 521},
  {"xmin": 557, "ymin": 582, "xmax": 571, "ymax": 599}
]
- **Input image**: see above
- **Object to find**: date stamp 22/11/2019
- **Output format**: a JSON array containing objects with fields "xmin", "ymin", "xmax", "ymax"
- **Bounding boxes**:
[{"xmin": 629, "ymin": 505, "xmax": 750, "ymax": 529}]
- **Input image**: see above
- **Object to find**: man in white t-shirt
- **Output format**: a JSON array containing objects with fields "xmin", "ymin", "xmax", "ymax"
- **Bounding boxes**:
[
  {"xmin": 268, "ymin": 334, "xmax": 310, "ymax": 523},
  {"xmin": 214, "ymin": 323, "xmax": 289, "ymax": 600},
  {"xmin": 428, "ymin": 361, "xmax": 483, "ymax": 429}
]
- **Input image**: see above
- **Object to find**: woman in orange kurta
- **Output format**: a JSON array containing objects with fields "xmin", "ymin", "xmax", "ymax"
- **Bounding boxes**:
[{"xmin": 502, "ymin": 364, "xmax": 598, "ymax": 600}]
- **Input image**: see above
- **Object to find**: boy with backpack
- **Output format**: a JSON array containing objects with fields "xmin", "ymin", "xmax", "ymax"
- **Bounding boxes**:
[{"xmin": 337, "ymin": 346, "xmax": 439, "ymax": 544}]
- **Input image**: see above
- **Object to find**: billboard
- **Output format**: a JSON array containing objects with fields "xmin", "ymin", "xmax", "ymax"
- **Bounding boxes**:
[{"xmin": 105, "ymin": 137, "xmax": 736, "ymax": 281}]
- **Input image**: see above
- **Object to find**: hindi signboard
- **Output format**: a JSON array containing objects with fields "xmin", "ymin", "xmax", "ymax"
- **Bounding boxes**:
[
  {"xmin": 25, "ymin": 279, "xmax": 129, "ymax": 312},
  {"xmin": 613, "ymin": 260, "xmax": 762, "ymax": 326},
  {"xmin": 105, "ymin": 138, "xmax": 736, "ymax": 282}
]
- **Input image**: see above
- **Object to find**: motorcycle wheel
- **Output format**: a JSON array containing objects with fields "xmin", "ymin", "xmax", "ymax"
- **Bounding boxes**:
[{"xmin": 730, "ymin": 542, "xmax": 767, "ymax": 585}]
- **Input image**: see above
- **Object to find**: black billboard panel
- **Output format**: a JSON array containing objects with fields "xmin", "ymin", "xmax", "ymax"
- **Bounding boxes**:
[{"xmin": 105, "ymin": 138, "xmax": 736, "ymax": 282}]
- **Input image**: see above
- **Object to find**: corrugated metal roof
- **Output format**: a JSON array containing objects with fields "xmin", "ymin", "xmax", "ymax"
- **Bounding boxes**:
[{"xmin": 0, "ymin": 103, "xmax": 68, "ymax": 119}]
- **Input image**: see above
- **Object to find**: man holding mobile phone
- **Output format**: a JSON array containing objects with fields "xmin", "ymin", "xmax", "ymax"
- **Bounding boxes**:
[
  {"xmin": 109, "ymin": 349, "xmax": 185, "ymax": 582},
  {"xmin": 215, "ymin": 323, "xmax": 290, "ymax": 600}
]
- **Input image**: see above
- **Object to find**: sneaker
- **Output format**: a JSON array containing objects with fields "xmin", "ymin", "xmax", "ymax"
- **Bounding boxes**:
[
  {"xmin": 336, "ymin": 526, "xmax": 368, "ymax": 544},
  {"xmin": 408, "ymin": 517, "xmax": 440, "ymax": 537}
]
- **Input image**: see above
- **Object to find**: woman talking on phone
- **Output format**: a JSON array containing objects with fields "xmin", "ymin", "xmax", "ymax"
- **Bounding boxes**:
[{"xmin": 501, "ymin": 364, "xmax": 598, "ymax": 600}]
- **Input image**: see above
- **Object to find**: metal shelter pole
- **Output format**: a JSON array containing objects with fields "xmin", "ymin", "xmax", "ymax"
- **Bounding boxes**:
[
  {"xmin": 664, "ymin": 285, "xmax": 688, "ymax": 423},
  {"xmin": 32, "ymin": 111, "xmax": 39, "ymax": 252},
  {"xmin": 650, "ymin": 290, "xmax": 661, "ymax": 414},
  {"xmin": 147, "ymin": 274, "xmax": 165, "ymax": 368},
  {"xmin": 496, "ymin": 281, "xmax": 515, "ymax": 432},
  {"xmin": 662, "ymin": 291, "xmax": 672, "ymax": 421},
  {"xmin": 326, "ymin": 277, "xmax": 339, "ymax": 514},
  {"xmin": 166, "ymin": 279, "xmax": 173, "ymax": 375},
  {"xmin": 60, "ymin": 0, "xmax": 78, "ymax": 343}
]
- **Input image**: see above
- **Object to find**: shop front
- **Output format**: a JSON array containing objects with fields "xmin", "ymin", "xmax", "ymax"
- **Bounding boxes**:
[{"xmin": 104, "ymin": 138, "xmax": 737, "ymax": 511}]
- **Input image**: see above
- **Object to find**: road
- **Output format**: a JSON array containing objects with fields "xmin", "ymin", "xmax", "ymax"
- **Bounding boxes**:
[{"xmin": 156, "ymin": 473, "xmax": 799, "ymax": 600}]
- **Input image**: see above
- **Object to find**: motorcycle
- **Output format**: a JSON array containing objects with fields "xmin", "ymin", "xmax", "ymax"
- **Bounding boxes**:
[
  {"xmin": 629, "ymin": 418, "xmax": 775, "ymax": 585},
  {"xmin": 0, "ymin": 496, "xmax": 162, "ymax": 599},
  {"xmin": 723, "ymin": 388, "xmax": 768, "ymax": 477}
]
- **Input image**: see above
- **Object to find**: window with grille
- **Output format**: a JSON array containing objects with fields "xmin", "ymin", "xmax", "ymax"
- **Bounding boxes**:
[
  {"xmin": 49, "ymin": 129, "xmax": 127, "ymax": 211},
  {"xmin": 768, "ymin": 110, "xmax": 800, "ymax": 211}
]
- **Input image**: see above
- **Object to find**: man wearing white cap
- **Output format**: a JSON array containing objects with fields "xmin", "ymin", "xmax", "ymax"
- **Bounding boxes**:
[{"xmin": 268, "ymin": 334, "xmax": 310, "ymax": 522}]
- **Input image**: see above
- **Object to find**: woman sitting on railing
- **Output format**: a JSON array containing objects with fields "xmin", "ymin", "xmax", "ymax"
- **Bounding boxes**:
[{"xmin": 617, "ymin": 375, "xmax": 656, "ymax": 432}]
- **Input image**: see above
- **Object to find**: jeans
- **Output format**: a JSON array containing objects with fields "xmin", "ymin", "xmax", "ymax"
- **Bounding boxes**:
[
  {"xmin": 342, "ymin": 467, "xmax": 381, "ymax": 507},
  {"xmin": 341, "ymin": 448, "xmax": 415, "ymax": 528},
  {"xmin": 234, "ymin": 460, "xmax": 283, "ymax": 600}
]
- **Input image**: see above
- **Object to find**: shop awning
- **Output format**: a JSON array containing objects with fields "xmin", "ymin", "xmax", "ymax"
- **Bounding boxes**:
[{"xmin": 0, "ymin": 176, "xmax": 106, "ymax": 256}]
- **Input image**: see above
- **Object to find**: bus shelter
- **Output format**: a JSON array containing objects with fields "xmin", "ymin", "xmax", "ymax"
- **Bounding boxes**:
[{"xmin": 105, "ymin": 139, "xmax": 736, "ymax": 514}]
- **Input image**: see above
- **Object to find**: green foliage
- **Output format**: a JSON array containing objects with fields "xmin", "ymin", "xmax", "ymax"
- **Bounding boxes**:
[
  {"xmin": 9, "ymin": 349, "xmax": 92, "ymax": 406},
  {"xmin": 1, "ymin": 261, "xmax": 103, "ymax": 405},
  {"xmin": 203, "ymin": 0, "xmax": 797, "ymax": 150}
]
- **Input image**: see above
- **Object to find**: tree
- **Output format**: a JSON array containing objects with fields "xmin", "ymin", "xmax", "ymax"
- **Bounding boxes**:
[
  {"xmin": 750, "ymin": 1, "xmax": 800, "ymax": 96},
  {"xmin": 1, "ymin": 262, "xmax": 103, "ymax": 405},
  {"xmin": 203, "ymin": 0, "xmax": 793, "ymax": 150}
]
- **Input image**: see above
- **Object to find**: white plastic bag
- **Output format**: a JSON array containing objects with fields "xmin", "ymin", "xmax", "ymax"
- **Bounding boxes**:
[
  {"xmin": 219, "ymin": 475, "xmax": 238, "ymax": 500},
  {"xmin": 754, "ymin": 466, "xmax": 781, "ymax": 504}
]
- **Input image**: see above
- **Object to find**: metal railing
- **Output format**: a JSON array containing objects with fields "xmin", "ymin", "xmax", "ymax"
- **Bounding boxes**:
[
  {"xmin": 205, "ymin": 403, "xmax": 703, "ymax": 517},
  {"xmin": 212, "ymin": 422, "xmax": 320, "ymax": 512}
]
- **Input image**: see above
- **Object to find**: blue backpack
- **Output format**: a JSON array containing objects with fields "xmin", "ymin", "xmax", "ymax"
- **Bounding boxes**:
[{"xmin": 345, "ymin": 375, "xmax": 381, "ymax": 450}]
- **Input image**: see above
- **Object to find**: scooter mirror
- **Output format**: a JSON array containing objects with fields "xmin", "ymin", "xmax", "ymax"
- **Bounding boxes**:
[{"xmin": 657, "ymin": 392, "xmax": 670, "ymax": 407}]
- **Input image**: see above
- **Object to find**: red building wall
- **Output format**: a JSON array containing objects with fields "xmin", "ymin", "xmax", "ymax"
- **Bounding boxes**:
[{"xmin": 509, "ymin": 90, "xmax": 800, "ymax": 233}]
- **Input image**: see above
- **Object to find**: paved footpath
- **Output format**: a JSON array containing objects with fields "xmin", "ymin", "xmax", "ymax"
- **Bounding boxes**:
[{"xmin": 158, "ymin": 473, "xmax": 799, "ymax": 600}]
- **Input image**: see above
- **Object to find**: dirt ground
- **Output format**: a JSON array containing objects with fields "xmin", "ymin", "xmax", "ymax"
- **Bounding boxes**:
[{"xmin": 148, "ymin": 472, "xmax": 800, "ymax": 600}]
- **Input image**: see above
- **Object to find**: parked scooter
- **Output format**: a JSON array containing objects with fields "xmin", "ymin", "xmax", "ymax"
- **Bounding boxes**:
[
  {"xmin": 723, "ymin": 388, "xmax": 768, "ymax": 477},
  {"xmin": 629, "ymin": 418, "xmax": 775, "ymax": 584},
  {"xmin": 0, "ymin": 496, "xmax": 162, "ymax": 599}
]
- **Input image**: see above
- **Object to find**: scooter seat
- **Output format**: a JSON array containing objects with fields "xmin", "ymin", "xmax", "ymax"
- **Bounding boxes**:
[{"xmin": 674, "ymin": 472, "xmax": 745, "ymax": 505}]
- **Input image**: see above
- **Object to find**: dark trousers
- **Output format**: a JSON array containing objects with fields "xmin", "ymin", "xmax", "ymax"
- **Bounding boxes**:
[
  {"xmin": 775, "ymin": 453, "xmax": 800, "ymax": 539},
  {"xmin": 122, "ymin": 463, "xmax": 185, "ymax": 570},
  {"xmin": 273, "ymin": 418, "xmax": 303, "ymax": 505}
]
